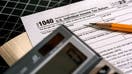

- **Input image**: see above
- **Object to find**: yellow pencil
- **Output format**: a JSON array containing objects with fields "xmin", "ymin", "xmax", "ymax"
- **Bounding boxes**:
[{"xmin": 87, "ymin": 23, "xmax": 132, "ymax": 32}]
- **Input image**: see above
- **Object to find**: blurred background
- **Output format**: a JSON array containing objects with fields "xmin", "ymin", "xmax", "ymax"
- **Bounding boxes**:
[{"xmin": 0, "ymin": 0, "xmax": 82, "ymax": 73}]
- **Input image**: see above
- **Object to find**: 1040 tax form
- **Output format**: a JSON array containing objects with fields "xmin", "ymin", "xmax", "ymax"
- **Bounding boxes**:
[{"xmin": 21, "ymin": 0, "xmax": 132, "ymax": 73}]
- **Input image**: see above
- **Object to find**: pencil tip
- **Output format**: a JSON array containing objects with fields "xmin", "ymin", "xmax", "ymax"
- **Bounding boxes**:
[
  {"xmin": 84, "ymin": 23, "xmax": 97, "ymax": 27},
  {"xmin": 89, "ymin": 23, "xmax": 96, "ymax": 25}
]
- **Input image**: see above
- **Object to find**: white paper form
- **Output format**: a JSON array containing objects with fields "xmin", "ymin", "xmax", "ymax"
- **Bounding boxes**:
[{"xmin": 21, "ymin": 0, "xmax": 132, "ymax": 73}]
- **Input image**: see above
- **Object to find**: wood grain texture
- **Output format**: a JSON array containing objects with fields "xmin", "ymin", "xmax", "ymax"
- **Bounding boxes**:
[{"xmin": 0, "ymin": 32, "xmax": 32, "ymax": 66}]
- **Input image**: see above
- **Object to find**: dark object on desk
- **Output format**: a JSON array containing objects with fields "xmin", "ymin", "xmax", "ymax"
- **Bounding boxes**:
[
  {"xmin": 0, "ymin": 56, "xmax": 9, "ymax": 74},
  {"xmin": 0, "ymin": 0, "xmax": 82, "ymax": 73},
  {"xmin": 4, "ymin": 25, "xmax": 123, "ymax": 74}
]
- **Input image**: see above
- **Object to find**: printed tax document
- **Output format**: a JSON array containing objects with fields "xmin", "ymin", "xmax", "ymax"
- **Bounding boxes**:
[{"xmin": 21, "ymin": 0, "xmax": 132, "ymax": 73}]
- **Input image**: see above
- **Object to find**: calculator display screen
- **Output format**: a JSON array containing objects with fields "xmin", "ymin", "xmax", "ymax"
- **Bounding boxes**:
[{"xmin": 36, "ymin": 43, "xmax": 87, "ymax": 74}]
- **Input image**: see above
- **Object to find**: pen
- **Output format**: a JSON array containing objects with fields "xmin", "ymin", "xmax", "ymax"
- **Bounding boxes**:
[{"xmin": 87, "ymin": 23, "xmax": 132, "ymax": 32}]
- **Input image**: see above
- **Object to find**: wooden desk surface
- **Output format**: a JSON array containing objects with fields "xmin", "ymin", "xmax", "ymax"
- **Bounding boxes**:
[{"xmin": 0, "ymin": 32, "xmax": 32, "ymax": 66}]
